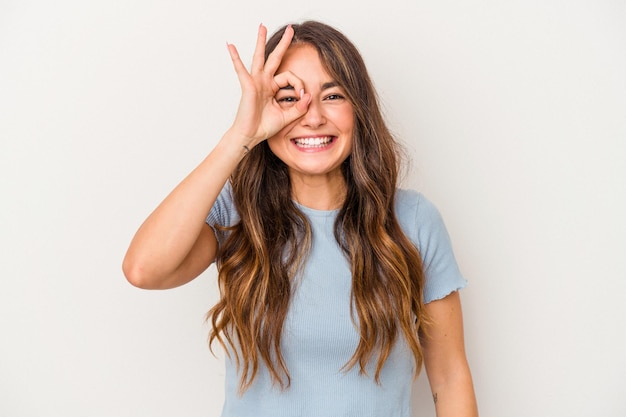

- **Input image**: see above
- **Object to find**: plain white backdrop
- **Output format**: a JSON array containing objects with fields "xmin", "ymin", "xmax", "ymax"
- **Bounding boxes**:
[{"xmin": 1, "ymin": 0, "xmax": 625, "ymax": 416}]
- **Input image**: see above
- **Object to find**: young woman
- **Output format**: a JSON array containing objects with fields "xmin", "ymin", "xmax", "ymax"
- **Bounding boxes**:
[{"xmin": 123, "ymin": 21, "xmax": 478, "ymax": 417}]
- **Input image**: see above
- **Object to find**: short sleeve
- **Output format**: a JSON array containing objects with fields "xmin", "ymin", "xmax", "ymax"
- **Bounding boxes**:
[
  {"xmin": 395, "ymin": 190, "xmax": 467, "ymax": 303},
  {"xmin": 205, "ymin": 182, "xmax": 240, "ymax": 247}
]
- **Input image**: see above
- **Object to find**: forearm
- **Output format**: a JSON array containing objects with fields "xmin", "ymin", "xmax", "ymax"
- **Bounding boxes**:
[
  {"xmin": 422, "ymin": 292, "xmax": 478, "ymax": 417},
  {"xmin": 430, "ymin": 365, "xmax": 478, "ymax": 417},
  {"xmin": 124, "ymin": 25, "xmax": 310, "ymax": 289},
  {"xmin": 122, "ymin": 131, "xmax": 248, "ymax": 289}
]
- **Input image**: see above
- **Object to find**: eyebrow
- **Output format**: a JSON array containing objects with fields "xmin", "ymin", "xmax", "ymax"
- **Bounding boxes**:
[
  {"xmin": 321, "ymin": 81, "xmax": 339, "ymax": 90},
  {"xmin": 278, "ymin": 81, "xmax": 340, "ymax": 91}
]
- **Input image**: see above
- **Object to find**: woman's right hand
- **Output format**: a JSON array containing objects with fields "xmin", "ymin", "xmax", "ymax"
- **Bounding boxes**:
[
  {"xmin": 122, "ymin": 24, "xmax": 310, "ymax": 290},
  {"xmin": 227, "ymin": 24, "xmax": 311, "ymax": 149}
]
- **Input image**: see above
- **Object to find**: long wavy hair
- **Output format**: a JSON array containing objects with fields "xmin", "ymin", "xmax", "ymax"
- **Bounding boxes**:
[{"xmin": 208, "ymin": 20, "xmax": 427, "ymax": 393}]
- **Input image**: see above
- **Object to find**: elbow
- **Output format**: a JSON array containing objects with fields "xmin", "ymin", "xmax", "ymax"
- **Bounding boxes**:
[{"xmin": 122, "ymin": 254, "xmax": 159, "ymax": 289}]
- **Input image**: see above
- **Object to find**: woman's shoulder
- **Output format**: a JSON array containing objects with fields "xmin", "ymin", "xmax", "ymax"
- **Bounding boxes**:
[
  {"xmin": 394, "ymin": 188, "xmax": 452, "ymax": 252},
  {"xmin": 395, "ymin": 188, "xmax": 441, "ymax": 225},
  {"xmin": 396, "ymin": 188, "xmax": 467, "ymax": 301},
  {"xmin": 206, "ymin": 181, "xmax": 239, "ymax": 228}
]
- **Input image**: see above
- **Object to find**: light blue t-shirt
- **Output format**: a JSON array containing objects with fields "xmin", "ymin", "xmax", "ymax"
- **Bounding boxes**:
[{"xmin": 207, "ymin": 183, "xmax": 466, "ymax": 417}]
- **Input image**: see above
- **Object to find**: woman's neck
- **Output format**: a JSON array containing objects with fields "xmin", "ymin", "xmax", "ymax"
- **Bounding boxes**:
[{"xmin": 290, "ymin": 173, "xmax": 347, "ymax": 211}]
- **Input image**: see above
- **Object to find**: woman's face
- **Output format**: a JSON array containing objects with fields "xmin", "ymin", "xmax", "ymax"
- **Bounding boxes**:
[{"xmin": 267, "ymin": 44, "xmax": 354, "ymax": 184}]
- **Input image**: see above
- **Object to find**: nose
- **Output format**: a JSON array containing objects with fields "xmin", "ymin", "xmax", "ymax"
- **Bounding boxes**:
[{"xmin": 300, "ymin": 99, "xmax": 325, "ymax": 128}]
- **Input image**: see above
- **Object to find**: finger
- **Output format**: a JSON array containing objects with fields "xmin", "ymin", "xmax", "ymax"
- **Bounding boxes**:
[
  {"xmin": 272, "ymin": 70, "xmax": 310, "ymax": 123},
  {"xmin": 264, "ymin": 25, "xmax": 295, "ymax": 74},
  {"xmin": 295, "ymin": 90, "xmax": 312, "ymax": 113},
  {"xmin": 283, "ymin": 90, "xmax": 312, "ymax": 124},
  {"xmin": 227, "ymin": 43, "xmax": 253, "ymax": 89},
  {"xmin": 272, "ymin": 70, "xmax": 304, "ymax": 94},
  {"xmin": 250, "ymin": 23, "xmax": 267, "ymax": 74},
  {"xmin": 227, "ymin": 43, "xmax": 246, "ymax": 74}
]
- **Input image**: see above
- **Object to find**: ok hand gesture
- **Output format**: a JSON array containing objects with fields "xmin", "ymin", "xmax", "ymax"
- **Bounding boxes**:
[{"xmin": 227, "ymin": 24, "xmax": 311, "ymax": 149}]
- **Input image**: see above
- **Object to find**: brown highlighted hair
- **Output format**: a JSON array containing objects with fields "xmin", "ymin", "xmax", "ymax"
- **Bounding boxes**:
[{"xmin": 208, "ymin": 20, "xmax": 427, "ymax": 392}]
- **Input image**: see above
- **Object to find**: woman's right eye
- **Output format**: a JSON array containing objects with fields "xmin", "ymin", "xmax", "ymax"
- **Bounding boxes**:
[{"xmin": 276, "ymin": 96, "xmax": 298, "ymax": 106}]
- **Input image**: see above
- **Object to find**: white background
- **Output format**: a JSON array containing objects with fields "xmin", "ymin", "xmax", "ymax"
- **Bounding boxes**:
[{"xmin": 1, "ymin": 1, "xmax": 625, "ymax": 416}]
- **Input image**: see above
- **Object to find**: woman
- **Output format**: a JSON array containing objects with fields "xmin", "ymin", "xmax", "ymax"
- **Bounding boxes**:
[{"xmin": 123, "ymin": 21, "xmax": 478, "ymax": 417}]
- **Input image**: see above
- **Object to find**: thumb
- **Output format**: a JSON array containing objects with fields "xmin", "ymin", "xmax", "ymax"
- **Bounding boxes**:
[{"xmin": 283, "ymin": 90, "xmax": 311, "ymax": 124}]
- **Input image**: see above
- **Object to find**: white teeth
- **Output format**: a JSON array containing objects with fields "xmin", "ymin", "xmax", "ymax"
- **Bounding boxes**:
[{"xmin": 294, "ymin": 137, "xmax": 333, "ymax": 147}]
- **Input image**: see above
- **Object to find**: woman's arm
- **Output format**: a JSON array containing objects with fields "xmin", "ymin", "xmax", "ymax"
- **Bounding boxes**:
[
  {"xmin": 121, "ymin": 137, "xmax": 247, "ymax": 290},
  {"xmin": 122, "ymin": 24, "xmax": 311, "ymax": 290},
  {"xmin": 421, "ymin": 291, "xmax": 479, "ymax": 416}
]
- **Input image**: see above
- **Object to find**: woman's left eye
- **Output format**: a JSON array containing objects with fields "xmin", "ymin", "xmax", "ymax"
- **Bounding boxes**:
[{"xmin": 325, "ymin": 94, "xmax": 344, "ymax": 101}]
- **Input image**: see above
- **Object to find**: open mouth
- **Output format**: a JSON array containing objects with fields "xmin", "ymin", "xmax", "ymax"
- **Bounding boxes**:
[{"xmin": 292, "ymin": 136, "xmax": 335, "ymax": 149}]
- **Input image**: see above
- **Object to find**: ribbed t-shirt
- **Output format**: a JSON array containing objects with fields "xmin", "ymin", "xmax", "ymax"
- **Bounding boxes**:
[{"xmin": 206, "ymin": 183, "xmax": 467, "ymax": 417}]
